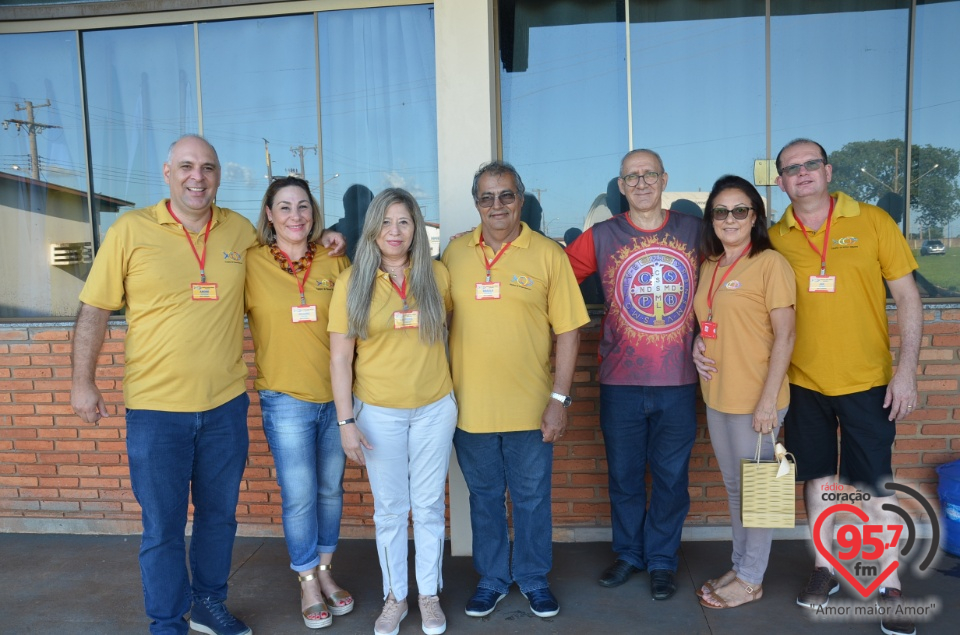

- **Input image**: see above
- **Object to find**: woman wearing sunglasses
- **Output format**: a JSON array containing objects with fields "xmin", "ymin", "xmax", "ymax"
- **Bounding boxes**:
[{"xmin": 692, "ymin": 175, "xmax": 796, "ymax": 609}]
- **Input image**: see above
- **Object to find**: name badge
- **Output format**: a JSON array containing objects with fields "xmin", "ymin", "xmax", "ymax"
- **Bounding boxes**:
[
  {"xmin": 393, "ymin": 310, "xmax": 420, "ymax": 329},
  {"xmin": 475, "ymin": 282, "xmax": 501, "ymax": 300},
  {"xmin": 808, "ymin": 275, "xmax": 836, "ymax": 293},
  {"xmin": 191, "ymin": 282, "xmax": 219, "ymax": 301},
  {"xmin": 701, "ymin": 321, "xmax": 718, "ymax": 339},
  {"xmin": 292, "ymin": 305, "xmax": 318, "ymax": 323}
]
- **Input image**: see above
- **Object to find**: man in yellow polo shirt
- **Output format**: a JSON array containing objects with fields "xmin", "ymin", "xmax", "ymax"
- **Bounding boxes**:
[
  {"xmin": 772, "ymin": 139, "xmax": 921, "ymax": 635},
  {"xmin": 442, "ymin": 161, "xmax": 589, "ymax": 620},
  {"xmin": 70, "ymin": 135, "xmax": 257, "ymax": 635}
]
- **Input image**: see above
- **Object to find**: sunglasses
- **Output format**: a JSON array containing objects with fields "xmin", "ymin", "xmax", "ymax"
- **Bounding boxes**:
[
  {"xmin": 711, "ymin": 206, "xmax": 753, "ymax": 220},
  {"xmin": 476, "ymin": 191, "xmax": 517, "ymax": 208},
  {"xmin": 779, "ymin": 159, "xmax": 826, "ymax": 177}
]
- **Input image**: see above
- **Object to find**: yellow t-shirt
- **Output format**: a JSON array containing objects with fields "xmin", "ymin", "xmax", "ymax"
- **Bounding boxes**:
[
  {"xmin": 245, "ymin": 243, "xmax": 350, "ymax": 403},
  {"xmin": 442, "ymin": 223, "xmax": 590, "ymax": 433},
  {"xmin": 79, "ymin": 200, "xmax": 257, "ymax": 411},
  {"xmin": 770, "ymin": 192, "xmax": 918, "ymax": 396},
  {"xmin": 327, "ymin": 259, "xmax": 453, "ymax": 409},
  {"xmin": 694, "ymin": 249, "xmax": 796, "ymax": 414}
]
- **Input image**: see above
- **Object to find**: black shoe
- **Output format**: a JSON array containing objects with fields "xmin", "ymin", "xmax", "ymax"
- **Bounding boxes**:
[
  {"xmin": 650, "ymin": 569, "xmax": 677, "ymax": 600},
  {"xmin": 599, "ymin": 559, "xmax": 641, "ymax": 588}
]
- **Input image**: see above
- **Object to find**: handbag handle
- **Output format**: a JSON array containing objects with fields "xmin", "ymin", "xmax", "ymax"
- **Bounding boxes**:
[{"xmin": 752, "ymin": 431, "xmax": 778, "ymax": 463}]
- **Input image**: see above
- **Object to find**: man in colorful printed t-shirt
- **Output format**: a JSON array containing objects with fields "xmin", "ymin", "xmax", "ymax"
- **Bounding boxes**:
[{"xmin": 566, "ymin": 148, "xmax": 700, "ymax": 601}]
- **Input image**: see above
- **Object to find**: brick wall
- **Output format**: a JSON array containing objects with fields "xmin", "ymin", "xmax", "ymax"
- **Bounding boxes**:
[{"xmin": 2, "ymin": 309, "xmax": 958, "ymax": 535}]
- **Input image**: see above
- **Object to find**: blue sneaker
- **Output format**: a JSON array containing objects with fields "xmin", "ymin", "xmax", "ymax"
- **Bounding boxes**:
[
  {"xmin": 464, "ymin": 587, "xmax": 507, "ymax": 617},
  {"xmin": 522, "ymin": 587, "xmax": 559, "ymax": 618},
  {"xmin": 189, "ymin": 596, "xmax": 252, "ymax": 635}
]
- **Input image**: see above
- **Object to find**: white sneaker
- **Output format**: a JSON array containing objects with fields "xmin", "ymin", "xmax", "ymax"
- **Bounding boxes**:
[
  {"xmin": 419, "ymin": 594, "xmax": 446, "ymax": 635},
  {"xmin": 375, "ymin": 593, "xmax": 408, "ymax": 635}
]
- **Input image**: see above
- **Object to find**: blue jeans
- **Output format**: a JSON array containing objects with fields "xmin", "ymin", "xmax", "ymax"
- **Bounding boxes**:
[
  {"xmin": 260, "ymin": 391, "xmax": 345, "ymax": 572},
  {"xmin": 599, "ymin": 384, "xmax": 697, "ymax": 572},
  {"xmin": 453, "ymin": 428, "xmax": 553, "ymax": 594},
  {"xmin": 126, "ymin": 392, "xmax": 250, "ymax": 635}
]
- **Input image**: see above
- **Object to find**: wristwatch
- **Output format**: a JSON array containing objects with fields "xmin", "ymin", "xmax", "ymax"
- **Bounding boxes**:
[{"xmin": 550, "ymin": 392, "xmax": 572, "ymax": 408}]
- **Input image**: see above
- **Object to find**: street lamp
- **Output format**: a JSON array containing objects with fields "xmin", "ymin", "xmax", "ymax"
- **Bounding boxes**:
[{"xmin": 324, "ymin": 173, "xmax": 340, "ymax": 185}]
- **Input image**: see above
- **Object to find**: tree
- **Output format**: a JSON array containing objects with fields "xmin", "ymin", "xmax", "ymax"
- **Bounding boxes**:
[{"xmin": 828, "ymin": 139, "xmax": 960, "ymax": 232}]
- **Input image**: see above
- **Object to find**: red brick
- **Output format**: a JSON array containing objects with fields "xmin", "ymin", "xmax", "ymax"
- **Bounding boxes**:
[
  {"xmin": 924, "ymin": 364, "xmax": 960, "ymax": 375},
  {"xmin": 0, "ymin": 381, "xmax": 34, "ymax": 391},
  {"xmin": 932, "ymin": 335, "xmax": 960, "ymax": 347},
  {"xmin": 920, "ymin": 424, "xmax": 960, "ymax": 435},
  {"xmin": 895, "ymin": 438, "xmax": 946, "ymax": 450},
  {"xmin": 13, "ymin": 393, "xmax": 53, "ymax": 403},
  {"xmin": 921, "ymin": 322, "xmax": 960, "ymax": 334},
  {"xmin": 941, "ymin": 309, "xmax": 960, "ymax": 320},
  {"xmin": 0, "ymin": 331, "xmax": 28, "ymax": 340},
  {"xmin": 919, "ymin": 349, "xmax": 954, "ymax": 361},
  {"xmin": 927, "ymin": 394, "xmax": 960, "ymax": 406},
  {"xmin": 15, "ymin": 464, "xmax": 57, "ymax": 475},
  {"xmin": 10, "ymin": 344, "xmax": 50, "ymax": 354},
  {"xmin": 904, "ymin": 408, "xmax": 948, "ymax": 420},
  {"xmin": 917, "ymin": 379, "xmax": 958, "ymax": 391},
  {"xmin": 13, "ymin": 440, "xmax": 53, "ymax": 451}
]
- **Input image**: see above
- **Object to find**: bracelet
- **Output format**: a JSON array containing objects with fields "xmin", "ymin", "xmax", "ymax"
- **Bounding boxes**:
[{"xmin": 337, "ymin": 417, "xmax": 355, "ymax": 427}]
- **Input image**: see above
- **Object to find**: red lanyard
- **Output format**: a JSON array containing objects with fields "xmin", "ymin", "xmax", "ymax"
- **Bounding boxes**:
[
  {"xmin": 478, "ymin": 235, "xmax": 511, "ymax": 282},
  {"xmin": 792, "ymin": 197, "xmax": 835, "ymax": 275},
  {"xmin": 705, "ymin": 242, "xmax": 751, "ymax": 320},
  {"xmin": 277, "ymin": 248, "xmax": 313, "ymax": 306},
  {"xmin": 390, "ymin": 275, "xmax": 409, "ymax": 311},
  {"xmin": 166, "ymin": 202, "xmax": 212, "ymax": 283}
]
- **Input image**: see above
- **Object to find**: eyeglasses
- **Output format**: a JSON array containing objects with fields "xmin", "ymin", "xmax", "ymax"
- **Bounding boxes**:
[
  {"xmin": 620, "ymin": 171, "xmax": 661, "ymax": 187},
  {"xmin": 476, "ymin": 191, "xmax": 517, "ymax": 208},
  {"xmin": 712, "ymin": 206, "xmax": 753, "ymax": 220},
  {"xmin": 779, "ymin": 159, "xmax": 826, "ymax": 177}
]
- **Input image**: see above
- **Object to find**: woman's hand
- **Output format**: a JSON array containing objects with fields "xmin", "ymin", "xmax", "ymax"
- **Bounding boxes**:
[
  {"xmin": 339, "ymin": 423, "xmax": 372, "ymax": 465},
  {"xmin": 692, "ymin": 335, "xmax": 716, "ymax": 381},
  {"xmin": 752, "ymin": 396, "xmax": 778, "ymax": 434}
]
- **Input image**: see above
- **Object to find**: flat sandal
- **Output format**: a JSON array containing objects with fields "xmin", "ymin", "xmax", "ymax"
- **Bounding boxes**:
[
  {"xmin": 696, "ymin": 570, "xmax": 736, "ymax": 598},
  {"xmin": 699, "ymin": 577, "xmax": 762, "ymax": 610}
]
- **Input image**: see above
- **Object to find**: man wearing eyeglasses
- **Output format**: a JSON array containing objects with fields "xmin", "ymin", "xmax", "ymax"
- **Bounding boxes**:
[
  {"xmin": 565, "ymin": 149, "xmax": 701, "ymax": 601},
  {"xmin": 442, "ymin": 160, "xmax": 589, "ymax": 620},
  {"xmin": 768, "ymin": 139, "xmax": 921, "ymax": 635}
]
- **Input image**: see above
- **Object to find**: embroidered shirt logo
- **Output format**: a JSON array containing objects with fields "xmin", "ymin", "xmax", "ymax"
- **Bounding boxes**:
[
  {"xmin": 315, "ymin": 278, "xmax": 335, "ymax": 291},
  {"xmin": 511, "ymin": 274, "xmax": 534, "ymax": 289},
  {"xmin": 222, "ymin": 251, "xmax": 244, "ymax": 264},
  {"xmin": 725, "ymin": 280, "xmax": 741, "ymax": 290},
  {"xmin": 833, "ymin": 236, "xmax": 859, "ymax": 248}
]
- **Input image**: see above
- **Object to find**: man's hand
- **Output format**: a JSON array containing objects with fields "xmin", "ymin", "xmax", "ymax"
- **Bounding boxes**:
[
  {"xmin": 692, "ymin": 335, "xmax": 716, "ymax": 381},
  {"xmin": 71, "ymin": 380, "xmax": 107, "ymax": 423},
  {"xmin": 884, "ymin": 367, "xmax": 917, "ymax": 421},
  {"xmin": 540, "ymin": 399, "xmax": 566, "ymax": 443},
  {"xmin": 320, "ymin": 229, "xmax": 347, "ymax": 257}
]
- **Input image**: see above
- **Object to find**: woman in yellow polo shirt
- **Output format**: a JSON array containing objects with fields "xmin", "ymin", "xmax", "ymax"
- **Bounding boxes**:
[
  {"xmin": 693, "ymin": 175, "xmax": 796, "ymax": 609},
  {"xmin": 245, "ymin": 176, "xmax": 353, "ymax": 629},
  {"xmin": 329, "ymin": 187, "xmax": 456, "ymax": 635}
]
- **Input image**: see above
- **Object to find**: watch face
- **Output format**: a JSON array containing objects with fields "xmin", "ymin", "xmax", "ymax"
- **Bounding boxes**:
[{"xmin": 563, "ymin": 396, "xmax": 572, "ymax": 407}]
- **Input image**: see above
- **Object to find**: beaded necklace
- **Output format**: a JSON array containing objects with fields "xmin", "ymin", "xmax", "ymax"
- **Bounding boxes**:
[{"xmin": 270, "ymin": 242, "xmax": 316, "ymax": 274}]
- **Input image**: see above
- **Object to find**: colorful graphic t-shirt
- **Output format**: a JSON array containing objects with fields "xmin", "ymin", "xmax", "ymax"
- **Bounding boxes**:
[{"xmin": 566, "ymin": 211, "xmax": 701, "ymax": 386}]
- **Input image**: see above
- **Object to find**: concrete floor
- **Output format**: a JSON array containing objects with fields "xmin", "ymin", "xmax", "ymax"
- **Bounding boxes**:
[{"xmin": 1, "ymin": 534, "xmax": 957, "ymax": 634}]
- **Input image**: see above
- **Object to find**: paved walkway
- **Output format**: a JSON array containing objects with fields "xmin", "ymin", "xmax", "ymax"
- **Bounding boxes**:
[{"xmin": 1, "ymin": 534, "xmax": 957, "ymax": 634}]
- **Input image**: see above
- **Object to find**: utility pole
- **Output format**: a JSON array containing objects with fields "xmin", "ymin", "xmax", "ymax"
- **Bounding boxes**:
[
  {"xmin": 2, "ymin": 99, "xmax": 61, "ymax": 179},
  {"xmin": 263, "ymin": 138, "xmax": 273, "ymax": 180},
  {"xmin": 530, "ymin": 188, "xmax": 547, "ymax": 202},
  {"xmin": 290, "ymin": 145, "xmax": 317, "ymax": 179}
]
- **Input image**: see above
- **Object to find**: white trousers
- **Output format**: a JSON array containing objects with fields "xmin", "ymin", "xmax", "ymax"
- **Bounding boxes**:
[{"xmin": 355, "ymin": 392, "xmax": 457, "ymax": 600}]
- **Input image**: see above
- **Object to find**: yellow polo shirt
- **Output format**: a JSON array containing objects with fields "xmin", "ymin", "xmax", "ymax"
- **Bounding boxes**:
[
  {"xmin": 79, "ymin": 200, "xmax": 257, "ymax": 411},
  {"xmin": 245, "ymin": 244, "xmax": 350, "ymax": 403},
  {"xmin": 442, "ymin": 223, "xmax": 590, "ymax": 433},
  {"xmin": 770, "ymin": 192, "xmax": 917, "ymax": 396},
  {"xmin": 327, "ymin": 260, "xmax": 453, "ymax": 408}
]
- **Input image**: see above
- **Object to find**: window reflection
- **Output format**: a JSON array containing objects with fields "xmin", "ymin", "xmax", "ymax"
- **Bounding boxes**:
[
  {"xmin": 500, "ymin": 0, "xmax": 627, "ymax": 240},
  {"xmin": 0, "ymin": 31, "xmax": 91, "ymax": 317},
  {"xmin": 912, "ymin": 0, "xmax": 960, "ymax": 297},
  {"xmin": 319, "ymin": 6, "xmax": 440, "ymax": 259},
  {"xmin": 770, "ymin": 2, "xmax": 909, "ymax": 228},
  {"xmin": 629, "ymin": 0, "xmax": 765, "ymax": 218},
  {"xmin": 83, "ymin": 24, "xmax": 198, "ymax": 239},
  {"xmin": 199, "ymin": 15, "xmax": 318, "ymax": 224}
]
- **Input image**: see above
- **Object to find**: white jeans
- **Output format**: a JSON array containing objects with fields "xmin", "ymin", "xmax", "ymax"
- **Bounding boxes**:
[{"xmin": 355, "ymin": 392, "xmax": 457, "ymax": 600}]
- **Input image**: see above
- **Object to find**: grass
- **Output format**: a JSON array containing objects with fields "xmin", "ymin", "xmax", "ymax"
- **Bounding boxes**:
[{"xmin": 912, "ymin": 247, "xmax": 960, "ymax": 296}]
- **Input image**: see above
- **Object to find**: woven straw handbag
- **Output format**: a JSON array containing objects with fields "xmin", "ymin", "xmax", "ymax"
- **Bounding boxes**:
[{"xmin": 740, "ymin": 431, "xmax": 796, "ymax": 528}]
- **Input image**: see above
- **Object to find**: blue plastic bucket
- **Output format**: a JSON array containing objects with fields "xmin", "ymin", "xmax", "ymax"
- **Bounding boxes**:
[{"xmin": 936, "ymin": 459, "xmax": 960, "ymax": 557}]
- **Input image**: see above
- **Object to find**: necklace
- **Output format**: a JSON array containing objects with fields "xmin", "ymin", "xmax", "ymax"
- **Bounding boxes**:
[
  {"xmin": 381, "ymin": 261, "xmax": 408, "ymax": 278},
  {"xmin": 271, "ymin": 242, "xmax": 316, "ymax": 274}
]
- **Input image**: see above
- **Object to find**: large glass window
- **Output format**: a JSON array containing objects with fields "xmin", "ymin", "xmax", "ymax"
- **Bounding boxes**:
[
  {"xmin": 911, "ymin": 0, "xmax": 960, "ymax": 297},
  {"xmin": 83, "ymin": 24, "xmax": 198, "ymax": 238},
  {"xmin": 769, "ymin": 1, "xmax": 910, "ymax": 228},
  {"xmin": 0, "ymin": 31, "xmax": 90, "ymax": 318},
  {"xmin": 199, "ymin": 15, "xmax": 318, "ymax": 222},
  {"xmin": 499, "ymin": 0, "xmax": 627, "ymax": 240},
  {"xmin": 629, "ymin": 0, "xmax": 765, "ymax": 212},
  {"xmin": 319, "ymin": 5, "xmax": 439, "ymax": 259}
]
